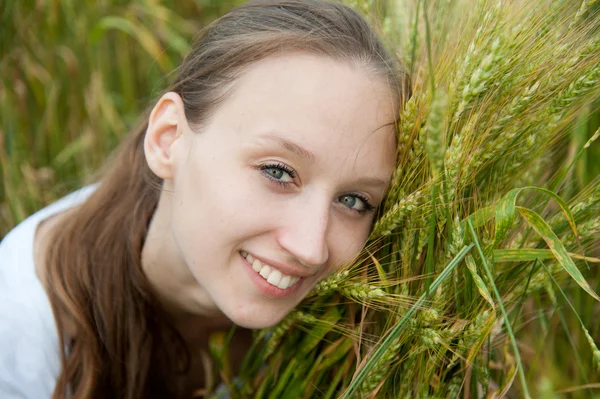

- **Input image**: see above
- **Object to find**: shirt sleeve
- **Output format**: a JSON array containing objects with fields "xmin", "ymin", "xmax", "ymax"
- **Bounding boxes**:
[{"xmin": 0, "ymin": 291, "xmax": 60, "ymax": 399}]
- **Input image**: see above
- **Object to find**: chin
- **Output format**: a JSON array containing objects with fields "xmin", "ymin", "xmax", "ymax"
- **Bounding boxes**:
[{"xmin": 224, "ymin": 306, "xmax": 290, "ymax": 329}]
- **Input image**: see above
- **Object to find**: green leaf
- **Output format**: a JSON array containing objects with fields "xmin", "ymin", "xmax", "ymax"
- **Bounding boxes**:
[
  {"xmin": 322, "ymin": 359, "xmax": 352, "ymax": 399},
  {"xmin": 493, "ymin": 249, "xmax": 600, "ymax": 263},
  {"xmin": 494, "ymin": 186, "xmax": 578, "ymax": 247},
  {"xmin": 298, "ymin": 307, "xmax": 340, "ymax": 356},
  {"xmin": 267, "ymin": 358, "xmax": 299, "ymax": 399},
  {"xmin": 316, "ymin": 337, "xmax": 354, "ymax": 371},
  {"xmin": 518, "ymin": 206, "xmax": 599, "ymax": 301},
  {"xmin": 465, "ymin": 254, "xmax": 495, "ymax": 309},
  {"xmin": 465, "ymin": 311, "xmax": 496, "ymax": 365},
  {"xmin": 368, "ymin": 250, "xmax": 389, "ymax": 283},
  {"xmin": 463, "ymin": 205, "xmax": 495, "ymax": 229},
  {"xmin": 494, "ymin": 188, "xmax": 520, "ymax": 246},
  {"xmin": 304, "ymin": 337, "xmax": 354, "ymax": 397}
]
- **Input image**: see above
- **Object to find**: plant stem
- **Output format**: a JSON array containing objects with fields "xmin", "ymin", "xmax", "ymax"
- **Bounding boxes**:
[{"xmin": 467, "ymin": 220, "xmax": 531, "ymax": 399}]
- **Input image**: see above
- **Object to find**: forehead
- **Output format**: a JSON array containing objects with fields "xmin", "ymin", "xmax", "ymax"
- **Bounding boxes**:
[{"xmin": 207, "ymin": 52, "xmax": 397, "ymax": 175}]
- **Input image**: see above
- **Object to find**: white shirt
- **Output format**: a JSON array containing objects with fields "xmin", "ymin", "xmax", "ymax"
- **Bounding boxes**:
[{"xmin": 0, "ymin": 186, "xmax": 96, "ymax": 398}]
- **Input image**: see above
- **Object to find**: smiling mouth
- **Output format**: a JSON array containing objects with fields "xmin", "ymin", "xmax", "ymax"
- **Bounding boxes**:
[{"xmin": 240, "ymin": 251, "xmax": 301, "ymax": 290}]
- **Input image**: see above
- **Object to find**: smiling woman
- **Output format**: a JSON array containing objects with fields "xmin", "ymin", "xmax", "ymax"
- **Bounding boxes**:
[
  {"xmin": 0, "ymin": 0, "xmax": 410, "ymax": 398},
  {"xmin": 143, "ymin": 53, "xmax": 398, "ymax": 330}
]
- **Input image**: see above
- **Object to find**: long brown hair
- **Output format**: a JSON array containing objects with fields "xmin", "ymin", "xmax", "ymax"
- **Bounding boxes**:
[{"xmin": 45, "ymin": 1, "xmax": 410, "ymax": 397}]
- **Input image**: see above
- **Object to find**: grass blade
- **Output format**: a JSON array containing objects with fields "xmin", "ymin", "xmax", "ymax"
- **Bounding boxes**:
[
  {"xmin": 467, "ymin": 219, "xmax": 531, "ymax": 399},
  {"xmin": 495, "ymin": 187, "xmax": 579, "ymax": 247},
  {"xmin": 465, "ymin": 254, "xmax": 495, "ymax": 309},
  {"xmin": 493, "ymin": 249, "xmax": 600, "ymax": 263},
  {"xmin": 518, "ymin": 206, "xmax": 600, "ymax": 301},
  {"xmin": 463, "ymin": 205, "xmax": 495, "ymax": 229}
]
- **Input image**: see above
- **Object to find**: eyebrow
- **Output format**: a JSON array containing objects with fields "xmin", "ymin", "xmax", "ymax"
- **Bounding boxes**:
[
  {"xmin": 352, "ymin": 176, "xmax": 390, "ymax": 190},
  {"xmin": 256, "ymin": 132, "xmax": 391, "ymax": 190},
  {"xmin": 257, "ymin": 133, "xmax": 316, "ymax": 162}
]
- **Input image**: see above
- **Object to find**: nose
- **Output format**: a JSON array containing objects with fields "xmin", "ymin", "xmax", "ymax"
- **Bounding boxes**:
[{"xmin": 277, "ymin": 195, "xmax": 330, "ymax": 268}]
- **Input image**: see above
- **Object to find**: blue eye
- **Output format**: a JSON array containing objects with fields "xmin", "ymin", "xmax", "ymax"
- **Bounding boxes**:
[
  {"xmin": 260, "ymin": 163, "xmax": 296, "ymax": 185},
  {"xmin": 338, "ymin": 194, "xmax": 375, "ymax": 215}
]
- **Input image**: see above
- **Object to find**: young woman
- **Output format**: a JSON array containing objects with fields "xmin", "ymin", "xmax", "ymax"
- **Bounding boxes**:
[{"xmin": 0, "ymin": 0, "xmax": 410, "ymax": 397}]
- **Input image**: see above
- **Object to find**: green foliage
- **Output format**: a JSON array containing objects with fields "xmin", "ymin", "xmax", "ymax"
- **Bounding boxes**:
[
  {"xmin": 242, "ymin": 1, "xmax": 600, "ymax": 397},
  {"xmin": 0, "ymin": 0, "xmax": 244, "ymax": 236}
]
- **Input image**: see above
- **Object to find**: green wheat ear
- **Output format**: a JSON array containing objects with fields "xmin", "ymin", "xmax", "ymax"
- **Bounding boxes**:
[{"xmin": 245, "ymin": 0, "xmax": 600, "ymax": 392}]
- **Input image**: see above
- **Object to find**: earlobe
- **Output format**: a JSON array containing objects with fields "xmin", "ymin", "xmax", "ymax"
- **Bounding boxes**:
[{"xmin": 144, "ymin": 92, "xmax": 186, "ymax": 180}]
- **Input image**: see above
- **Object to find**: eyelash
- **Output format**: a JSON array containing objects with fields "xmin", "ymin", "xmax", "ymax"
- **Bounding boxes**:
[
  {"xmin": 259, "ymin": 162, "xmax": 297, "ymax": 186},
  {"xmin": 341, "ymin": 193, "xmax": 376, "ymax": 215},
  {"xmin": 259, "ymin": 163, "xmax": 376, "ymax": 215}
]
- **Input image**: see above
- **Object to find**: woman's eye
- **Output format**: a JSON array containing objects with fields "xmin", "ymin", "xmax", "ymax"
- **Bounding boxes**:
[
  {"xmin": 260, "ymin": 163, "xmax": 296, "ymax": 184},
  {"xmin": 338, "ymin": 194, "xmax": 375, "ymax": 214}
]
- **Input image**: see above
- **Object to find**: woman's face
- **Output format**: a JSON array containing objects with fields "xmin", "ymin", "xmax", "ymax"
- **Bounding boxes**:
[{"xmin": 146, "ymin": 52, "xmax": 397, "ymax": 329}]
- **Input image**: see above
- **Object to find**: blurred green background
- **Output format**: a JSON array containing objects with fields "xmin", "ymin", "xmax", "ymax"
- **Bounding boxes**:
[{"xmin": 0, "ymin": 0, "xmax": 247, "ymax": 237}]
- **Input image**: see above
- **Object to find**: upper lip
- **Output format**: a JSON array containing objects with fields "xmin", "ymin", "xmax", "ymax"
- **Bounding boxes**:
[{"xmin": 242, "ymin": 251, "xmax": 317, "ymax": 278}]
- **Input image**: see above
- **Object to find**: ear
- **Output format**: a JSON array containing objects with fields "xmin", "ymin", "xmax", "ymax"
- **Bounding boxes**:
[{"xmin": 144, "ymin": 92, "xmax": 187, "ymax": 180}]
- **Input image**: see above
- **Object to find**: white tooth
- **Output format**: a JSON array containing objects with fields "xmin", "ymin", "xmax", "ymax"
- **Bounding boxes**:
[
  {"xmin": 252, "ymin": 259, "xmax": 262, "ymax": 272},
  {"xmin": 241, "ymin": 250, "xmax": 248, "ymax": 258},
  {"xmin": 259, "ymin": 265, "xmax": 272, "ymax": 279},
  {"xmin": 290, "ymin": 276, "xmax": 300, "ymax": 286},
  {"xmin": 278, "ymin": 275, "xmax": 291, "ymax": 289},
  {"xmin": 267, "ymin": 270, "xmax": 282, "ymax": 286},
  {"xmin": 246, "ymin": 254, "xmax": 254, "ymax": 263}
]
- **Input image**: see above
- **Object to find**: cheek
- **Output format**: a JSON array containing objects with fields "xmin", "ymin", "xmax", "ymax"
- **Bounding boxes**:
[
  {"xmin": 328, "ymin": 218, "xmax": 372, "ymax": 271},
  {"xmin": 170, "ymin": 161, "xmax": 283, "ymax": 244}
]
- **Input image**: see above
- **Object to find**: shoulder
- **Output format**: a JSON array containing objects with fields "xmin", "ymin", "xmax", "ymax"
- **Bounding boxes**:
[
  {"xmin": 0, "ymin": 185, "xmax": 99, "ymax": 398},
  {"xmin": 0, "ymin": 282, "xmax": 61, "ymax": 398}
]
